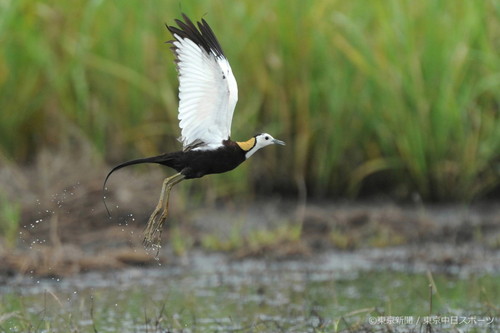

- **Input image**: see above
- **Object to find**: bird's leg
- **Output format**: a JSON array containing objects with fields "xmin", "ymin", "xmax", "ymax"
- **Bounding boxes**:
[{"xmin": 143, "ymin": 173, "xmax": 185, "ymax": 250}]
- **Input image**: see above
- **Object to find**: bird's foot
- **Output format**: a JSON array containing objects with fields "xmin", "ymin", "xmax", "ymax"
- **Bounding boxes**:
[
  {"xmin": 142, "ymin": 173, "xmax": 185, "ymax": 257},
  {"xmin": 143, "ymin": 207, "xmax": 166, "ymax": 255}
]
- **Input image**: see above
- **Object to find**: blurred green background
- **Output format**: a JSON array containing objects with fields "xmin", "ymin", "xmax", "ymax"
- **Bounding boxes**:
[{"xmin": 1, "ymin": 0, "xmax": 500, "ymax": 201}]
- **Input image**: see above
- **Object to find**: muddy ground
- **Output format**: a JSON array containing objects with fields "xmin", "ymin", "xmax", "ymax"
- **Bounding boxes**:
[{"xmin": 1, "ymin": 150, "xmax": 500, "ymax": 278}]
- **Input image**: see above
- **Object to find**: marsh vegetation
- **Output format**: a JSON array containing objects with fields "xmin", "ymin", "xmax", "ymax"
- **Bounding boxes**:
[{"xmin": 1, "ymin": 1, "xmax": 500, "ymax": 332}]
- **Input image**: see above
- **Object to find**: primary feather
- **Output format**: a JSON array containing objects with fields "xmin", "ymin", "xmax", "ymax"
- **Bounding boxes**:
[{"xmin": 167, "ymin": 14, "xmax": 238, "ymax": 151}]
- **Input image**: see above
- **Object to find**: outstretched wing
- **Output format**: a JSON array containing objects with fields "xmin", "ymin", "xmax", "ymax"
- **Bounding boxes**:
[{"xmin": 167, "ymin": 14, "xmax": 238, "ymax": 150}]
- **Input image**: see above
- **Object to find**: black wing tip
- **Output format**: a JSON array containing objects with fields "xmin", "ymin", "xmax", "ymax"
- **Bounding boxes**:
[{"xmin": 166, "ymin": 13, "xmax": 225, "ymax": 58}]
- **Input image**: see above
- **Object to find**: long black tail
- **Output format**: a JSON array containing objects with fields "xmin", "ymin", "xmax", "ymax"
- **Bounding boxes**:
[{"xmin": 102, "ymin": 154, "xmax": 175, "ymax": 218}]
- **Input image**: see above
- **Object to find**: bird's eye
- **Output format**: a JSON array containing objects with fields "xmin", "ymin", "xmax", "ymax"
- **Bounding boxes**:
[{"xmin": 265, "ymin": 136, "xmax": 269, "ymax": 140}]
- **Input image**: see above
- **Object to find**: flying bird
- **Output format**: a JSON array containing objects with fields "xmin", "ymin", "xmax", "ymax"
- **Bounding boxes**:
[{"xmin": 103, "ymin": 14, "xmax": 285, "ymax": 249}]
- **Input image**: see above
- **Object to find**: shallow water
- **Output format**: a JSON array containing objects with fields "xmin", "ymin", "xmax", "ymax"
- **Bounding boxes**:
[{"xmin": 1, "ymin": 251, "xmax": 499, "ymax": 332}]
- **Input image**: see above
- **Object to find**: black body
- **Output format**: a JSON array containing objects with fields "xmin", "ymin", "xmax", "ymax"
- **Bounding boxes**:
[
  {"xmin": 104, "ymin": 141, "xmax": 246, "ymax": 189},
  {"xmin": 152, "ymin": 141, "xmax": 246, "ymax": 179}
]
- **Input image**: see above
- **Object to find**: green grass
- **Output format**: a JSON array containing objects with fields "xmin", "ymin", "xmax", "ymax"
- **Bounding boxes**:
[
  {"xmin": 201, "ymin": 223, "xmax": 302, "ymax": 253},
  {"xmin": 1, "ymin": 267, "xmax": 499, "ymax": 332},
  {"xmin": 0, "ymin": 192, "xmax": 21, "ymax": 248},
  {"xmin": 1, "ymin": 0, "xmax": 500, "ymax": 200}
]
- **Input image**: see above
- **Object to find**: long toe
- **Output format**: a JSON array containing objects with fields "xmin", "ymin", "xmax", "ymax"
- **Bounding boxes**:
[{"xmin": 144, "ymin": 214, "xmax": 163, "ymax": 246}]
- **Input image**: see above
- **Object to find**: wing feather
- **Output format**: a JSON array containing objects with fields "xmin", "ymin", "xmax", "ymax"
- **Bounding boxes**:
[{"xmin": 167, "ymin": 14, "xmax": 238, "ymax": 150}]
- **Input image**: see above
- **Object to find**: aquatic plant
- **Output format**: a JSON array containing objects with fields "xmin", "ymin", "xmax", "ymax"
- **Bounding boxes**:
[{"xmin": 1, "ymin": 0, "xmax": 499, "ymax": 200}]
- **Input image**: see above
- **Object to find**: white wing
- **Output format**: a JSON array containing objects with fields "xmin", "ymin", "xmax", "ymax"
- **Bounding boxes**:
[{"xmin": 168, "ymin": 15, "xmax": 238, "ymax": 150}]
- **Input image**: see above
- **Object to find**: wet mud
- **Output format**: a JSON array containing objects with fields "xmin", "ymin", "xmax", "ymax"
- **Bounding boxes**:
[{"xmin": 1, "ymin": 155, "xmax": 499, "ymax": 278}]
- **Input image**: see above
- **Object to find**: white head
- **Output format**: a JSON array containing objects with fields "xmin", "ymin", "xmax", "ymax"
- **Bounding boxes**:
[{"xmin": 237, "ymin": 133, "xmax": 285, "ymax": 159}]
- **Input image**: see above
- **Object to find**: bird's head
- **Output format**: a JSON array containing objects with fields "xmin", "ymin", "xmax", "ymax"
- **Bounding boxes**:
[
  {"xmin": 255, "ymin": 133, "xmax": 285, "ymax": 149},
  {"xmin": 237, "ymin": 133, "xmax": 285, "ymax": 159}
]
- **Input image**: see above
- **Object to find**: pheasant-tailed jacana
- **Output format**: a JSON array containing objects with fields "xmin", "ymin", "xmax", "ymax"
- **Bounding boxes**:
[{"xmin": 103, "ymin": 14, "xmax": 285, "ymax": 249}]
